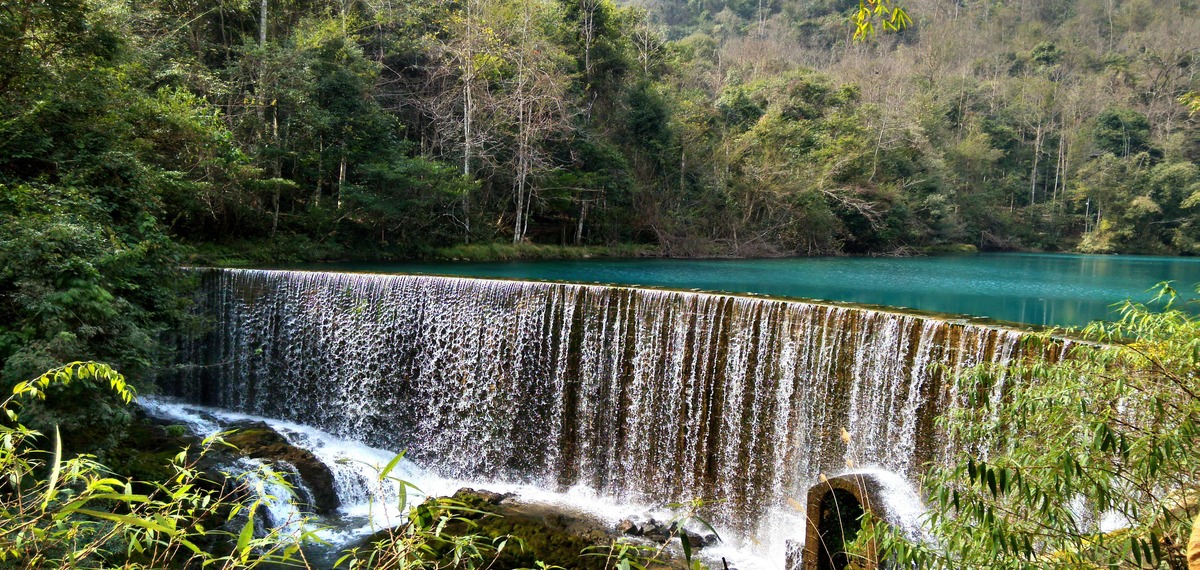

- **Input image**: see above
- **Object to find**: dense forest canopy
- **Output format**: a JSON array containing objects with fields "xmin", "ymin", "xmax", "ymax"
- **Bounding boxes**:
[
  {"xmin": 2, "ymin": 0, "xmax": 1200, "ymax": 390},
  {"xmin": 3, "ymin": 0, "xmax": 1197, "ymax": 267}
]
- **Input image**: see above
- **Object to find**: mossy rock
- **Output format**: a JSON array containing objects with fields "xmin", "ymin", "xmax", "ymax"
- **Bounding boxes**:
[
  {"xmin": 223, "ymin": 421, "xmax": 340, "ymax": 515},
  {"xmin": 105, "ymin": 408, "xmax": 200, "ymax": 488},
  {"xmin": 355, "ymin": 489, "xmax": 686, "ymax": 570},
  {"xmin": 101, "ymin": 409, "xmax": 249, "ymax": 560}
]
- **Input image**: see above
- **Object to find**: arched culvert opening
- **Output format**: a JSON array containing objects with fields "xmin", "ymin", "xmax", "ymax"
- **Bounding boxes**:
[
  {"xmin": 800, "ymin": 472, "xmax": 912, "ymax": 570},
  {"xmin": 815, "ymin": 488, "xmax": 865, "ymax": 570}
]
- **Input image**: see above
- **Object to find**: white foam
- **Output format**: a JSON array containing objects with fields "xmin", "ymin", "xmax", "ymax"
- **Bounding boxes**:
[
  {"xmin": 140, "ymin": 396, "xmax": 785, "ymax": 568},
  {"xmin": 837, "ymin": 467, "xmax": 930, "ymax": 543}
]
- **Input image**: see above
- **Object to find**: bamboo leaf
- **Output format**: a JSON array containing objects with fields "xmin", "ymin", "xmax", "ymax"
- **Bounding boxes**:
[
  {"xmin": 73, "ymin": 509, "xmax": 179, "ymax": 536},
  {"xmin": 379, "ymin": 450, "xmax": 407, "ymax": 480},
  {"xmin": 236, "ymin": 511, "xmax": 256, "ymax": 553},
  {"xmin": 42, "ymin": 425, "xmax": 63, "ymax": 509}
]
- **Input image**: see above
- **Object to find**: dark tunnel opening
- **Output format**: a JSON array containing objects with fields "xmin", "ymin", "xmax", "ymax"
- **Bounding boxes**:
[{"xmin": 816, "ymin": 488, "xmax": 865, "ymax": 570}]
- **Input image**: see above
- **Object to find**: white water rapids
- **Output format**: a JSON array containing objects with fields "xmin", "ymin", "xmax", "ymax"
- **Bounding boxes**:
[{"xmin": 140, "ymin": 397, "xmax": 773, "ymax": 568}]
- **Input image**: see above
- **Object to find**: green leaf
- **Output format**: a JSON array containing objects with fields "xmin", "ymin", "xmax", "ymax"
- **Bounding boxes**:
[
  {"xmin": 72, "ymin": 509, "xmax": 179, "ymax": 536},
  {"xmin": 236, "ymin": 511, "xmax": 256, "ymax": 553},
  {"xmin": 379, "ymin": 450, "xmax": 407, "ymax": 480},
  {"xmin": 42, "ymin": 425, "xmax": 63, "ymax": 509}
]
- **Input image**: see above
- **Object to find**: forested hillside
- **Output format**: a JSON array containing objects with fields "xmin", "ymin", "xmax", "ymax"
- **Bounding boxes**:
[
  {"xmin": 641, "ymin": 0, "xmax": 1200, "ymax": 255},
  {"xmin": 1, "ymin": 2, "xmax": 1199, "ymax": 566},
  {"xmin": 1, "ymin": 0, "xmax": 1198, "ymax": 269}
]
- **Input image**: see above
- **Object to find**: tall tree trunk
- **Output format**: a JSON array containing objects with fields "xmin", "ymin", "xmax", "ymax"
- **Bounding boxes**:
[
  {"xmin": 581, "ymin": 0, "xmax": 596, "ymax": 122},
  {"xmin": 575, "ymin": 200, "xmax": 587, "ymax": 245},
  {"xmin": 513, "ymin": 97, "xmax": 529, "ymax": 245},
  {"xmin": 462, "ymin": 83, "xmax": 473, "ymax": 242},
  {"xmin": 337, "ymin": 154, "xmax": 346, "ymax": 210},
  {"xmin": 461, "ymin": 0, "xmax": 475, "ymax": 243},
  {"xmin": 870, "ymin": 122, "xmax": 886, "ymax": 183},
  {"xmin": 314, "ymin": 136, "xmax": 323, "ymax": 207},
  {"xmin": 757, "ymin": 0, "xmax": 765, "ymax": 38},
  {"xmin": 513, "ymin": 176, "xmax": 525, "ymax": 244},
  {"xmin": 271, "ymin": 110, "xmax": 281, "ymax": 236},
  {"xmin": 581, "ymin": 0, "xmax": 595, "ymax": 79},
  {"xmin": 680, "ymin": 148, "xmax": 686, "ymax": 194},
  {"xmin": 1052, "ymin": 132, "xmax": 1066, "ymax": 205},
  {"xmin": 462, "ymin": 76, "xmax": 473, "ymax": 177},
  {"xmin": 1030, "ymin": 121, "xmax": 1043, "ymax": 206},
  {"xmin": 271, "ymin": 187, "xmax": 280, "ymax": 236}
]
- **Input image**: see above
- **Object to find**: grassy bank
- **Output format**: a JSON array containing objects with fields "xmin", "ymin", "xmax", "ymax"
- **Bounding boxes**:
[
  {"xmin": 917, "ymin": 243, "xmax": 979, "ymax": 254},
  {"xmin": 421, "ymin": 242, "xmax": 657, "ymax": 261},
  {"xmin": 184, "ymin": 235, "xmax": 661, "ymax": 266}
]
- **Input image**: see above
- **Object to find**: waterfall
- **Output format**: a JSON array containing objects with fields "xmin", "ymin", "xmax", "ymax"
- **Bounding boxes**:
[
  {"xmin": 139, "ymin": 397, "xmax": 440, "ymax": 538},
  {"xmin": 162, "ymin": 268, "xmax": 1046, "ymax": 556}
]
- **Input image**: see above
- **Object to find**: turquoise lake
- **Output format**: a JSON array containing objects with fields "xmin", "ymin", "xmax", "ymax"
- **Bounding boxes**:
[{"xmin": 295, "ymin": 253, "xmax": 1200, "ymax": 328}]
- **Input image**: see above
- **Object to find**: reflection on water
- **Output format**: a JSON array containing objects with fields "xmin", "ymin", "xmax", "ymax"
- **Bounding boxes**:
[{"xmin": 290, "ymin": 253, "xmax": 1200, "ymax": 328}]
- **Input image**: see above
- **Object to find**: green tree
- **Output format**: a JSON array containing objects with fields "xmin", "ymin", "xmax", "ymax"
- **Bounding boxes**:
[
  {"xmin": 1091, "ymin": 108, "xmax": 1155, "ymax": 159},
  {"xmin": 342, "ymin": 153, "xmax": 477, "ymax": 249},
  {"xmin": 866, "ymin": 284, "xmax": 1200, "ymax": 569},
  {"xmin": 0, "ymin": 0, "xmax": 195, "ymax": 457}
]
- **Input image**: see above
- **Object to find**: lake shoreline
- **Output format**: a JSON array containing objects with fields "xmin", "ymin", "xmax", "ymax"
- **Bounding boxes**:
[
  {"xmin": 187, "ymin": 236, "xmax": 1079, "ymax": 267},
  {"xmin": 224, "ymin": 253, "xmax": 1200, "ymax": 328}
]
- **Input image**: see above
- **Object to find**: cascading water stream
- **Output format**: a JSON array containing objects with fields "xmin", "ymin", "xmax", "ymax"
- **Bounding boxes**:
[
  {"xmin": 161, "ymin": 268, "xmax": 1052, "ymax": 565},
  {"xmin": 137, "ymin": 398, "xmax": 420, "ymax": 536},
  {"xmin": 139, "ymin": 397, "xmax": 708, "ymax": 567}
]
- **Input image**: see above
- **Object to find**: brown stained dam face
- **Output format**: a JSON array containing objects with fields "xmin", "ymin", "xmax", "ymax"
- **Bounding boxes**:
[{"xmin": 162, "ymin": 268, "xmax": 1064, "ymax": 545}]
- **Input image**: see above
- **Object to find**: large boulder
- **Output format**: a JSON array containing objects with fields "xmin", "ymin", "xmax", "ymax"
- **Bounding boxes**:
[
  {"xmin": 223, "ymin": 421, "xmax": 340, "ymax": 515},
  {"xmin": 353, "ymin": 488, "xmax": 687, "ymax": 570}
]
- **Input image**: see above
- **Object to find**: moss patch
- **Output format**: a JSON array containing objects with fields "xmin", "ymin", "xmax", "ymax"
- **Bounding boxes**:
[
  {"xmin": 105, "ymin": 415, "xmax": 199, "ymax": 487},
  {"xmin": 918, "ymin": 243, "xmax": 978, "ymax": 254},
  {"xmin": 357, "ymin": 489, "xmax": 685, "ymax": 570}
]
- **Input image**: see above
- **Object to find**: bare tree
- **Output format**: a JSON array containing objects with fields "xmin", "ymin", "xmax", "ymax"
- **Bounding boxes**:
[
  {"xmin": 413, "ymin": 0, "xmax": 509, "ymax": 240},
  {"xmin": 501, "ymin": 0, "xmax": 573, "ymax": 243},
  {"xmin": 630, "ymin": 15, "xmax": 665, "ymax": 76}
]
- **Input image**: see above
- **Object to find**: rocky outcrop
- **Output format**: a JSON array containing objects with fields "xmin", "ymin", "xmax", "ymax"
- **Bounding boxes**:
[
  {"xmin": 107, "ymin": 409, "xmax": 201, "ymax": 487},
  {"xmin": 615, "ymin": 516, "xmax": 719, "ymax": 549},
  {"xmin": 354, "ymin": 489, "xmax": 689, "ymax": 570},
  {"xmin": 223, "ymin": 421, "xmax": 340, "ymax": 515},
  {"xmin": 110, "ymin": 407, "xmax": 277, "ymax": 558}
]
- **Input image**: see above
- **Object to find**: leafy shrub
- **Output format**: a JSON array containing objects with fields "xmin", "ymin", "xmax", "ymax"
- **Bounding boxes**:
[
  {"xmin": 863, "ymin": 284, "xmax": 1200, "ymax": 569},
  {"xmin": 0, "ymin": 362, "xmax": 316, "ymax": 569}
]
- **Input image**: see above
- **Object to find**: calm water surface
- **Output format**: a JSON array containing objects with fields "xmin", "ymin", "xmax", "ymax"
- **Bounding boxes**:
[{"xmin": 294, "ymin": 253, "xmax": 1200, "ymax": 328}]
